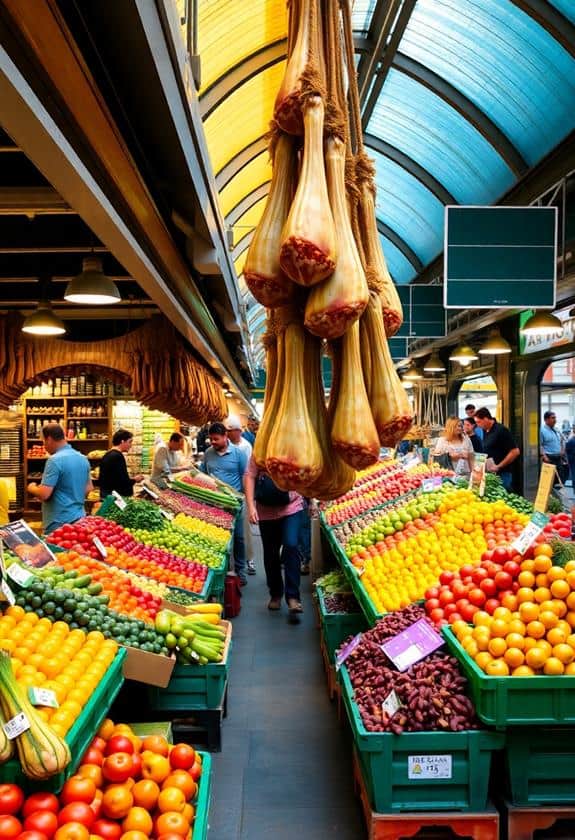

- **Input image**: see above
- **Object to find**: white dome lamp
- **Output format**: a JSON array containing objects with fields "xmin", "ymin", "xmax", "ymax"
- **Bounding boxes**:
[
  {"xmin": 65, "ymin": 256, "xmax": 121, "ymax": 305},
  {"xmin": 22, "ymin": 300, "xmax": 66, "ymax": 336}
]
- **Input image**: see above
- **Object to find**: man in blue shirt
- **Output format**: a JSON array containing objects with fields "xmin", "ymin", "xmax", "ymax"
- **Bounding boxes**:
[
  {"xmin": 540, "ymin": 410, "xmax": 564, "ymax": 481},
  {"xmin": 202, "ymin": 422, "xmax": 248, "ymax": 584},
  {"xmin": 27, "ymin": 424, "xmax": 92, "ymax": 534},
  {"xmin": 465, "ymin": 404, "xmax": 483, "ymax": 442}
]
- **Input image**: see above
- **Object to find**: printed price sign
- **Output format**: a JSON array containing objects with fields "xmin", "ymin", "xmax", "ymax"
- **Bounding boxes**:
[
  {"xmin": 142, "ymin": 484, "xmax": 159, "ymax": 500},
  {"xmin": 469, "ymin": 453, "xmax": 487, "ymax": 496},
  {"xmin": 0, "ymin": 579, "xmax": 15, "ymax": 605},
  {"xmin": 92, "ymin": 536, "xmax": 108, "ymax": 558},
  {"xmin": 382, "ymin": 690, "xmax": 402, "ymax": 718},
  {"xmin": 29, "ymin": 687, "xmax": 59, "ymax": 708},
  {"xmin": 356, "ymin": 566, "xmax": 365, "ymax": 577},
  {"xmin": 381, "ymin": 619, "xmax": 444, "ymax": 672},
  {"xmin": 112, "ymin": 491, "xmax": 127, "ymax": 511},
  {"xmin": 511, "ymin": 511, "xmax": 549, "ymax": 555},
  {"xmin": 160, "ymin": 509, "xmax": 174, "ymax": 521},
  {"xmin": 408, "ymin": 754, "xmax": 452, "ymax": 780},
  {"xmin": 534, "ymin": 463, "xmax": 556, "ymax": 513},
  {"xmin": 335, "ymin": 633, "xmax": 363, "ymax": 671},
  {"xmin": 7, "ymin": 564, "xmax": 35, "ymax": 587},
  {"xmin": 421, "ymin": 477, "xmax": 443, "ymax": 493},
  {"xmin": 3, "ymin": 712, "xmax": 30, "ymax": 740}
]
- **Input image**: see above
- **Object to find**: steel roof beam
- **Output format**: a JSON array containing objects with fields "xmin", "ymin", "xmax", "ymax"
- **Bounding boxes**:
[
  {"xmin": 509, "ymin": 0, "xmax": 575, "ymax": 59},
  {"xmin": 364, "ymin": 133, "xmax": 456, "ymax": 205},
  {"xmin": 226, "ymin": 182, "xmax": 270, "ymax": 227},
  {"xmin": 393, "ymin": 54, "xmax": 528, "ymax": 178},
  {"xmin": 376, "ymin": 220, "xmax": 423, "ymax": 272},
  {"xmin": 357, "ymin": 0, "xmax": 403, "ymax": 105},
  {"xmin": 362, "ymin": 0, "xmax": 418, "ymax": 129}
]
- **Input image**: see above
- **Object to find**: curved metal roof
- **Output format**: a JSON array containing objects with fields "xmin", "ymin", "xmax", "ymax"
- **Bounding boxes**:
[{"xmin": 197, "ymin": 0, "xmax": 575, "ymax": 356}]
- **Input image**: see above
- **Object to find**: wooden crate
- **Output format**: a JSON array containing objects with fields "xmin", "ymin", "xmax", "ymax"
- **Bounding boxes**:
[{"xmin": 502, "ymin": 799, "xmax": 575, "ymax": 840}]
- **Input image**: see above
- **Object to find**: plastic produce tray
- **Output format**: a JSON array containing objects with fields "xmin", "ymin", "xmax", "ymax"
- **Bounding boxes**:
[
  {"xmin": 443, "ymin": 626, "xmax": 575, "ymax": 728},
  {"xmin": 505, "ymin": 727, "xmax": 575, "ymax": 806},
  {"xmin": 339, "ymin": 666, "xmax": 504, "ymax": 813},
  {"xmin": 317, "ymin": 586, "xmax": 368, "ymax": 663},
  {"xmin": 193, "ymin": 751, "xmax": 212, "ymax": 840},
  {"xmin": 0, "ymin": 647, "xmax": 126, "ymax": 792},
  {"xmin": 147, "ymin": 621, "xmax": 231, "ymax": 711}
]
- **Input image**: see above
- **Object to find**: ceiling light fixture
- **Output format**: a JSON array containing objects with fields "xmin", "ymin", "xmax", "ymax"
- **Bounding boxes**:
[
  {"xmin": 520, "ymin": 310, "xmax": 563, "ymax": 336},
  {"xmin": 402, "ymin": 362, "xmax": 423, "ymax": 380},
  {"xmin": 22, "ymin": 301, "xmax": 66, "ymax": 336},
  {"xmin": 449, "ymin": 343, "xmax": 478, "ymax": 364},
  {"xmin": 478, "ymin": 329, "xmax": 512, "ymax": 355},
  {"xmin": 64, "ymin": 257, "xmax": 121, "ymax": 305},
  {"xmin": 423, "ymin": 352, "xmax": 446, "ymax": 372}
]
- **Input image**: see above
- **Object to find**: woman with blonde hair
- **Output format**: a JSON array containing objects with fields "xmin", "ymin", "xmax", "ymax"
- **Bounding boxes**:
[{"xmin": 434, "ymin": 416, "xmax": 474, "ymax": 476}]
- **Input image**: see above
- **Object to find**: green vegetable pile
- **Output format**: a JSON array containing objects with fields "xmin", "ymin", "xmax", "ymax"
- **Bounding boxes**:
[
  {"xmin": 106, "ymin": 499, "xmax": 166, "ymax": 531},
  {"xmin": 482, "ymin": 474, "xmax": 533, "ymax": 514},
  {"xmin": 314, "ymin": 570, "xmax": 351, "ymax": 594},
  {"xmin": 163, "ymin": 589, "xmax": 202, "ymax": 606}
]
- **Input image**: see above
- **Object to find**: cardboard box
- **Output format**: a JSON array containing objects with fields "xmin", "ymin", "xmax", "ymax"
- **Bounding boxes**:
[
  {"xmin": 129, "ymin": 721, "xmax": 173, "ymax": 743},
  {"xmin": 121, "ymin": 646, "xmax": 175, "ymax": 688}
]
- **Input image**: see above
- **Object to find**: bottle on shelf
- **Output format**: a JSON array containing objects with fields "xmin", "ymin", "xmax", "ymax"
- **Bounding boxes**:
[
  {"xmin": 67, "ymin": 422, "xmax": 76, "ymax": 440},
  {"xmin": 80, "ymin": 423, "xmax": 87, "ymax": 440},
  {"xmin": 27, "ymin": 418, "xmax": 35, "ymax": 437}
]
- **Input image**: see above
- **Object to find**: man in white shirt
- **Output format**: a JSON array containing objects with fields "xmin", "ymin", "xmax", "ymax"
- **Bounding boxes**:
[{"xmin": 225, "ymin": 415, "xmax": 256, "ymax": 575}]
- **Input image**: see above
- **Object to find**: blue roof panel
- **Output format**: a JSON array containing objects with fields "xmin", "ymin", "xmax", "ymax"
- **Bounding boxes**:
[
  {"xmin": 380, "ymin": 236, "xmax": 417, "ymax": 285},
  {"xmin": 367, "ymin": 69, "xmax": 516, "ymax": 205},
  {"xmin": 352, "ymin": 0, "xmax": 377, "ymax": 32},
  {"xmin": 400, "ymin": 0, "xmax": 575, "ymax": 167},
  {"xmin": 370, "ymin": 150, "xmax": 444, "ymax": 264},
  {"xmin": 548, "ymin": 1, "xmax": 575, "ymax": 24}
]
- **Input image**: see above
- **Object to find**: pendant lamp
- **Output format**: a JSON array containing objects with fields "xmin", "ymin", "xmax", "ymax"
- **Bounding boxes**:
[
  {"xmin": 449, "ymin": 343, "xmax": 478, "ymax": 364},
  {"xmin": 478, "ymin": 329, "xmax": 511, "ymax": 355},
  {"xmin": 22, "ymin": 301, "xmax": 66, "ymax": 336},
  {"xmin": 65, "ymin": 257, "xmax": 121, "ymax": 305},
  {"xmin": 423, "ymin": 352, "xmax": 446, "ymax": 372},
  {"xmin": 520, "ymin": 310, "xmax": 562, "ymax": 336},
  {"xmin": 402, "ymin": 362, "xmax": 423, "ymax": 380}
]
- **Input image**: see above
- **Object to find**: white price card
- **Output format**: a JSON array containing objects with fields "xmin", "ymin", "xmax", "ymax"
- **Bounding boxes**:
[
  {"xmin": 0, "ymin": 579, "xmax": 15, "ymax": 605},
  {"xmin": 511, "ymin": 511, "xmax": 549, "ymax": 555},
  {"xmin": 29, "ymin": 687, "xmax": 59, "ymax": 708},
  {"xmin": 408, "ymin": 754, "xmax": 452, "ymax": 780},
  {"xmin": 92, "ymin": 536, "xmax": 108, "ymax": 558},
  {"xmin": 160, "ymin": 508, "xmax": 174, "ymax": 521},
  {"xmin": 7, "ymin": 564, "xmax": 35, "ymax": 587},
  {"xmin": 142, "ymin": 485, "xmax": 159, "ymax": 500},
  {"xmin": 112, "ymin": 491, "xmax": 127, "ymax": 511},
  {"xmin": 356, "ymin": 566, "xmax": 365, "ymax": 577},
  {"xmin": 3, "ymin": 712, "xmax": 30, "ymax": 740},
  {"xmin": 381, "ymin": 690, "xmax": 402, "ymax": 718}
]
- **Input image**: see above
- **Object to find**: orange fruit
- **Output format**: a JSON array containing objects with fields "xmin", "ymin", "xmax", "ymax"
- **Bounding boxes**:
[
  {"xmin": 475, "ymin": 652, "xmax": 493, "ymax": 671},
  {"xmin": 512, "ymin": 665, "xmax": 535, "ymax": 676},
  {"xmin": 551, "ymin": 600, "xmax": 568, "ymax": 618},
  {"xmin": 539, "ymin": 610, "xmax": 558, "ymax": 630},
  {"xmin": 566, "ymin": 592, "xmax": 575, "ymax": 611},
  {"xmin": 102, "ymin": 785, "xmax": 134, "ymax": 820},
  {"xmin": 518, "ymin": 571, "xmax": 535, "ymax": 588},
  {"xmin": 490, "ymin": 619, "xmax": 509, "ymax": 638},
  {"xmin": 546, "ymin": 627, "xmax": 567, "ymax": 647},
  {"xmin": 534, "ymin": 544, "xmax": 553, "ymax": 559},
  {"xmin": 536, "ymin": 639, "xmax": 553, "ymax": 657},
  {"xmin": 525, "ymin": 647, "xmax": 547, "ymax": 670},
  {"xmin": 551, "ymin": 580, "xmax": 570, "ymax": 600},
  {"xmin": 182, "ymin": 803, "xmax": 195, "ymax": 824},
  {"xmin": 533, "ymin": 555, "xmax": 552, "ymax": 572},
  {"xmin": 534, "ymin": 587, "xmax": 552, "ymax": 604},
  {"xmin": 141, "ymin": 753, "xmax": 171, "ymax": 784},
  {"xmin": 521, "ymin": 559, "xmax": 536, "ymax": 572},
  {"xmin": 508, "ymin": 619, "xmax": 526, "ymax": 635},
  {"xmin": 517, "ymin": 587, "xmax": 534, "ymax": 604},
  {"xmin": 488, "ymin": 638, "xmax": 507, "ymax": 657},
  {"xmin": 162, "ymin": 771, "xmax": 196, "ymax": 801},
  {"xmin": 567, "ymin": 634, "xmax": 575, "ymax": 649},
  {"xmin": 565, "ymin": 663, "xmax": 575, "ymax": 675},
  {"xmin": 493, "ymin": 607, "xmax": 512, "ymax": 622},
  {"xmin": 548, "ymin": 566, "xmax": 567, "ymax": 581},
  {"xmin": 132, "ymin": 779, "xmax": 160, "ymax": 811},
  {"xmin": 526, "ymin": 620, "xmax": 546, "ymax": 639},
  {"xmin": 544, "ymin": 657, "xmax": 565, "ymax": 675},
  {"xmin": 566, "ymin": 611, "xmax": 575, "ymax": 628},
  {"xmin": 566, "ymin": 570, "xmax": 575, "ymax": 589},
  {"xmin": 122, "ymin": 807, "xmax": 153, "ymax": 836},
  {"xmin": 120, "ymin": 833, "xmax": 149, "ymax": 840},
  {"xmin": 141, "ymin": 735, "xmax": 170, "ymax": 757},
  {"xmin": 501, "ymin": 593, "xmax": 518, "ymax": 612},
  {"xmin": 504, "ymin": 648, "xmax": 525, "ymax": 668},
  {"xmin": 485, "ymin": 660, "xmax": 510, "ymax": 676},
  {"xmin": 157, "ymin": 787, "xmax": 186, "ymax": 815},
  {"xmin": 519, "ymin": 603, "xmax": 539, "ymax": 623},
  {"xmin": 473, "ymin": 611, "xmax": 491, "ymax": 627},
  {"xmin": 553, "ymin": 643, "xmax": 575, "ymax": 665},
  {"xmin": 535, "ymin": 574, "xmax": 549, "ymax": 589},
  {"xmin": 77, "ymin": 763, "xmax": 104, "ymax": 788},
  {"xmin": 154, "ymin": 812, "xmax": 190, "ymax": 838},
  {"xmin": 505, "ymin": 633, "xmax": 525, "ymax": 651}
]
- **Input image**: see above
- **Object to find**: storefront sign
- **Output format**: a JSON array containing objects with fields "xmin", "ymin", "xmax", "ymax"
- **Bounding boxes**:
[
  {"xmin": 445, "ymin": 206, "xmax": 557, "ymax": 309},
  {"xmin": 534, "ymin": 463, "xmax": 557, "ymax": 513},
  {"xmin": 396, "ymin": 285, "xmax": 446, "ymax": 338},
  {"xmin": 380, "ymin": 619, "xmax": 444, "ymax": 672},
  {"xmin": 519, "ymin": 306, "xmax": 575, "ymax": 355}
]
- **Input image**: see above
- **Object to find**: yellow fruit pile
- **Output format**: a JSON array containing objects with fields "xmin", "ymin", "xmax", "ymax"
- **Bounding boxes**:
[
  {"xmin": 0, "ymin": 605, "xmax": 118, "ymax": 735},
  {"xmin": 453, "ymin": 550, "xmax": 575, "ymax": 677}
]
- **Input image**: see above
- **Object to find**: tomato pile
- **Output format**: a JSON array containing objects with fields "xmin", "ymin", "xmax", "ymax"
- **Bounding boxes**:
[{"xmin": 0, "ymin": 719, "xmax": 204, "ymax": 840}]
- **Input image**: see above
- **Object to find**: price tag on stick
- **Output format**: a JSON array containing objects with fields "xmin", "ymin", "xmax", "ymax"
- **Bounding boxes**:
[
  {"xmin": 92, "ymin": 536, "xmax": 107, "ymax": 558},
  {"xmin": 381, "ymin": 619, "xmax": 444, "ymax": 672},
  {"xmin": 511, "ymin": 511, "xmax": 549, "ymax": 555},
  {"xmin": 112, "ymin": 491, "xmax": 127, "ymax": 511},
  {"xmin": 142, "ymin": 484, "xmax": 159, "ymax": 500},
  {"xmin": 382, "ymin": 690, "xmax": 402, "ymax": 718}
]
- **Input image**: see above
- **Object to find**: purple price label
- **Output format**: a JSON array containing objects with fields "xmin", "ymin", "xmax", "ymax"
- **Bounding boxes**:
[
  {"xmin": 335, "ymin": 633, "xmax": 363, "ymax": 671},
  {"xmin": 381, "ymin": 619, "xmax": 444, "ymax": 672}
]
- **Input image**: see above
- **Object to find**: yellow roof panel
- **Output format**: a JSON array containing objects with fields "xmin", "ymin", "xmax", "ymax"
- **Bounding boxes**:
[
  {"xmin": 234, "ymin": 250, "xmax": 248, "ymax": 277},
  {"xmin": 203, "ymin": 62, "xmax": 286, "ymax": 176},
  {"xmin": 231, "ymin": 194, "xmax": 269, "ymax": 246},
  {"xmin": 198, "ymin": 0, "xmax": 287, "ymax": 93},
  {"xmin": 219, "ymin": 149, "xmax": 272, "ymax": 217}
]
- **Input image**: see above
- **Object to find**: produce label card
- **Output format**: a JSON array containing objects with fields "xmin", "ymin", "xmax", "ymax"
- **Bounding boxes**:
[
  {"xmin": 0, "ymin": 520, "xmax": 56, "ymax": 568},
  {"xmin": 381, "ymin": 689, "xmax": 402, "ymax": 718},
  {"xmin": 511, "ymin": 511, "xmax": 549, "ymax": 555},
  {"xmin": 141, "ymin": 484, "xmax": 159, "ymax": 500},
  {"xmin": 534, "ymin": 463, "xmax": 556, "ymax": 513},
  {"xmin": 381, "ymin": 619, "xmax": 444, "ymax": 671},
  {"xmin": 408, "ymin": 754, "xmax": 452, "ymax": 780},
  {"xmin": 421, "ymin": 476, "xmax": 443, "ymax": 493},
  {"xmin": 112, "ymin": 491, "xmax": 128, "ymax": 510},
  {"xmin": 335, "ymin": 632, "xmax": 363, "ymax": 671},
  {"xmin": 3, "ymin": 712, "xmax": 31, "ymax": 740},
  {"xmin": 92, "ymin": 536, "xmax": 108, "ymax": 558}
]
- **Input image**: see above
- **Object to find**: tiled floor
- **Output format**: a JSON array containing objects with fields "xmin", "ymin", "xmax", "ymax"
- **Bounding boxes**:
[{"xmin": 208, "ymin": 547, "xmax": 365, "ymax": 839}]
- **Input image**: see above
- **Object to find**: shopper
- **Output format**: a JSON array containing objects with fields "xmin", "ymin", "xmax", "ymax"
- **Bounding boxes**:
[
  {"xmin": 465, "ymin": 404, "xmax": 483, "ymax": 441},
  {"xmin": 474, "ymin": 408, "xmax": 519, "ymax": 491},
  {"xmin": 195, "ymin": 423, "xmax": 211, "ymax": 454},
  {"xmin": 244, "ymin": 455, "xmax": 305, "ymax": 621},
  {"xmin": 99, "ymin": 429, "xmax": 144, "ymax": 499},
  {"xmin": 566, "ymin": 432, "xmax": 575, "ymax": 488},
  {"xmin": 27, "ymin": 423, "xmax": 92, "ymax": 534},
  {"xmin": 202, "ymin": 422, "xmax": 249, "ymax": 585},
  {"xmin": 242, "ymin": 417, "xmax": 259, "ymax": 446},
  {"xmin": 433, "ymin": 417, "xmax": 474, "ymax": 477},
  {"xmin": 463, "ymin": 417, "xmax": 483, "ymax": 453},
  {"xmin": 151, "ymin": 432, "xmax": 186, "ymax": 489},
  {"xmin": 225, "ymin": 415, "xmax": 256, "ymax": 576},
  {"xmin": 540, "ymin": 410, "xmax": 565, "ymax": 478}
]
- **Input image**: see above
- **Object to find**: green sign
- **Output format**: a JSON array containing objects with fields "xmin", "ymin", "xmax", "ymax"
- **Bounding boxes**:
[
  {"xmin": 389, "ymin": 337, "xmax": 409, "ymax": 361},
  {"xmin": 396, "ymin": 285, "xmax": 445, "ymax": 338},
  {"xmin": 445, "ymin": 206, "xmax": 557, "ymax": 309}
]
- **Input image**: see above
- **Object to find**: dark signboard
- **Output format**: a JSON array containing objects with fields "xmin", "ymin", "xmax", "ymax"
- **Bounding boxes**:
[{"xmin": 396, "ymin": 285, "xmax": 445, "ymax": 338}]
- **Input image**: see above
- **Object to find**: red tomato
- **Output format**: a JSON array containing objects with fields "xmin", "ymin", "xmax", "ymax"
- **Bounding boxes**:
[
  {"xmin": 131, "ymin": 753, "xmax": 142, "ymax": 779},
  {"xmin": 439, "ymin": 571, "xmax": 455, "ymax": 586},
  {"xmin": 18, "ymin": 832, "xmax": 49, "ymax": 840},
  {"xmin": 91, "ymin": 737, "xmax": 107, "ymax": 753},
  {"xmin": 494, "ymin": 571, "xmax": 513, "ymax": 591},
  {"xmin": 58, "ymin": 804, "xmax": 95, "ymax": 830},
  {"xmin": 105, "ymin": 736, "xmax": 134, "ymax": 756},
  {"xmin": 91, "ymin": 820, "xmax": 122, "ymax": 840},
  {"xmin": 471, "ymin": 567, "xmax": 488, "ymax": 585},
  {"xmin": 503, "ymin": 561, "xmax": 520, "ymax": 578},
  {"xmin": 480, "ymin": 578, "xmax": 497, "ymax": 597},
  {"xmin": 24, "ymin": 811, "xmax": 59, "ymax": 839},
  {"xmin": 438, "ymin": 590, "xmax": 454, "ymax": 607},
  {"xmin": 102, "ymin": 753, "xmax": 134, "ymax": 784},
  {"xmin": 424, "ymin": 587, "xmax": 439, "ymax": 600},
  {"xmin": 429, "ymin": 607, "xmax": 444, "ymax": 624},
  {"xmin": 443, "ymin": 603, "xmax": 458, "ymax": 618},
  {"xmin": 460, "ymin": 603, "xmax": 478, "ymax": 622},
  {"xmin": 459, "ymin": 564, "xmax": 475, "ymax": 579},
  {"xmin": 451, "ymin": 581, "xmax": 468, "ymax": 599},
  {"xmin": 493, "ymin": 547, "xmax": 509, "ymax": 562},
  {"xmin": 485, "ymin": 598, "xmax": 500, "ymax": 615},
  {"xmin": 23, "ymin": 794, "xmax": 60, "ymax": 818},
  {"xmin": 60, "ymin": 777, "xmax": 97, "ymax": 806},
  {"xmin": 0, "ymin": 783, "xmax": 24, "ymax": 815},
  {"xmin": 0, "ymin": 815, "xmax": 21, "ymax": 838},
  {"xmin": 425, "ymin": 598, "xmax": 440, "ymax": 613},
  {"xmin": 81, "ymin": 746, "xmax": 104, "ymax": 766},
  {"xmin": 188, "ymin": 761, "xmax": 202, "ymax": 783},
  {"xmin": 448, "ymin": 612, "xmax": 462, "ymax": 623},
  {"xmin": 481, "ymin": 550, "xmax": 495, "ymax": 563},
  {"xmin": 468, "ymin": 588, "xmax": 486, "ymax": 607}
]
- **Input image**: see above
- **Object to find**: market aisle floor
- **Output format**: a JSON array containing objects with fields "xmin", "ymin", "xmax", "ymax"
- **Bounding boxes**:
[{"xmin": 208, "ymin": 542, "xmax": 365, "ymax": 840}]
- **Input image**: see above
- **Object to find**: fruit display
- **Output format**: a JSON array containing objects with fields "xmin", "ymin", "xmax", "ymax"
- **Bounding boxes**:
[
  {"xmin": 172, "ymin": 472, "xmax": 242, "ymax": 512},
  {"xmin": 148, "ymin": 488, "xmax": 235, "ymax": 530},
  {"xmin": 127, "ymin": 525, "xmax": 225, "ymax": 571},
  {"xmin": 0, "ymin": 718, "xmax": 207, "ymax": 839},
  {"xmin": 322, "ymin": 593, "xmax": 361, "ymax": 614},
  {"xmin": 343, "ymin": 604, "xmax": 478, "ymax": 733},
  {"xmin": 314, "ymin": 570, "xmax": 351, "ymax": 594},
  {"xmin": 105, "ymin": 500, "xmax": 166, "ymax": 532},
  {"xmin": 154, "ymin": 607, "xmax": 227, "ymax": 665},
  {"xmin": 0, "ymin": 606, "xmax": 119, "ymax": 739},
  {"xmin": 482, "ymin": 473, "xmax": 533, "ymax": 514}
]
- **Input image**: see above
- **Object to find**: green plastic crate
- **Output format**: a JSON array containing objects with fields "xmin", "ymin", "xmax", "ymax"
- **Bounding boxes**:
[
  {"xmin": 147, "ymin": 623, "xmax": 231, "ymax": 711},
  {"xmin": 505, "ymin": 728, "xmax": 575, "ymax": 806},
  {"xmin": 443, "ymin": 626, "xmax": 575, "ymax": 728},
  {"xmin": 339, "ymin": 666, "xmax": 504, "ymax": 813},
  {"xmin": 317, "ymin": 587, "xmax": 368, "ymax": 663},
  {"xmin": 193, "ymin": 751, "xmax": 211, "ymax": 840},
  {"xmin": 0, "ymin": 648, "xmax": 126, "ymax": 792}
]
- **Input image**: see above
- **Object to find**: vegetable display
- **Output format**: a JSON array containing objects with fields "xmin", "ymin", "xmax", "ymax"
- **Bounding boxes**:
[{"xmin": 154, "ymin": 608, "xmax": 227, "ymax": 665}]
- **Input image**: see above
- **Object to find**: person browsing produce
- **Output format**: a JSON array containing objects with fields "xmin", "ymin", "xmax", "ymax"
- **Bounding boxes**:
[
  {"xmin": 225, "ymin": 415, "xmax": 257, "ymax": 576},
  {"xmin": 540, "ymin": 410, "xmax": 565, "ymax": 481},
  {"xmin": 434, "ymin": 416, "xmax": 474, "ymax": 476},
  {"xmin": 27, "ymin": 423, "xmax": 92, "ymax": 534},
  {"xmin": 151, "ymin": 432, "xmax": 186, "ymax": 489},
  {"xmin": 474, "ymin": 407, "xmax": 519, "ymax": 491},
  {"xmin": 99, "ymin": 429, "xmax": 143, "ymax": 498},
  {"xmin": 202, "ymin": 422, "xmax": 249, "ymax": 585},
  {"xmin": 463, "ymin": 417, "xmax": 483, "ymax": 453}
]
